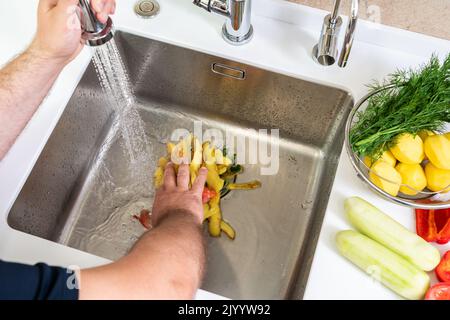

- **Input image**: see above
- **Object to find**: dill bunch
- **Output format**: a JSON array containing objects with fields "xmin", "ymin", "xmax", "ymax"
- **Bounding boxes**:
[{"xmin": 350, "ymin": 53, "xmax": 450, "ymax": 160}]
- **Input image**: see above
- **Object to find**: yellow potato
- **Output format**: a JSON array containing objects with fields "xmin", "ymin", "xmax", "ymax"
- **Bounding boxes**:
[
  {"xmin": 425, "ymin": 162, "xmax": 450, "ymax": 192},
  {"xmin": 369, "ymin": 161, "xmax": 402, "ymax": 196},
  {"xmin": 363, "ymin": 150, "xmax": 396, "ymax": 168},
  {"xmin": 363, "ymin": 156, "xmax": 372, "ymax": 168},
  {"xmin": 395, "ymin": 163, "xmax": 427, "ymax": 195},
  {"xmin": 390, "ymin": 133, "xmax": 424, "ymax": 164},
  {"xmin": 445, "ymin": 132, "xmax": 450, "ymax": 140},
  {"xmin": 418, "ymin": 130, "xmax": 435, "ymax": 142},
  {"xmin": 424, "ymin": 134, "xmax": 450, "ymax": 170},
  {"xmin": 220, "ymin": 220, "xmax": 236, "ymax": 240}
]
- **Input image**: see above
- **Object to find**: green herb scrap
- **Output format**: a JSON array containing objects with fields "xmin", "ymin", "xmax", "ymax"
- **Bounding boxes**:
[{"xmin": 350, "ymin": 53, "xmax": 450, "ymax": 159}]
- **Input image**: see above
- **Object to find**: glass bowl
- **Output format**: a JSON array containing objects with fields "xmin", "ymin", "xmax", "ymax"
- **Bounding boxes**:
[{"xmin": 345, "ymin": 85, "xmax": 450, "ymax": 210}]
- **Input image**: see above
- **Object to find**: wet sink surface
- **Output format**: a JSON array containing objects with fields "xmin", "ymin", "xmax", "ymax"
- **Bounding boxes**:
[{"xmin": 8, "ymin": 32, "xmax": 353, "ymax": 299}]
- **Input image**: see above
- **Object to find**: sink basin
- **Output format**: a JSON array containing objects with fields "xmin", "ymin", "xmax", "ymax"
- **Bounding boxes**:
[{"xmin": 7, "ymin": 31, "xmax": 353, "ymax": 299}]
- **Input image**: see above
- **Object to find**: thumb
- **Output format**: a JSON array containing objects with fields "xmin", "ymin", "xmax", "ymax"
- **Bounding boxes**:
[{"xmin": 91, "ymin": 0, "xmax": 106, "ymax": 13}]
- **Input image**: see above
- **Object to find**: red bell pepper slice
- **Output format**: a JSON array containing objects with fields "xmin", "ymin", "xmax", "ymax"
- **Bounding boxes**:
[
  {"xmin": 415, "ymin": 208, "xmax": 450, "ymax": 244},
  {"xmin": 436, "ymin": 209, "xmax": 450, "ymax": 244},
  {"xmin": 436, "ymin": 251, "xmax": 450, "ymax": 282},
  {"xmin": 415, "ymin": 209, "xmax": 438, "ymax": 242},
  {"xmin": 425, "ymin": 282, "xmax": 450, "ymax": 300}
]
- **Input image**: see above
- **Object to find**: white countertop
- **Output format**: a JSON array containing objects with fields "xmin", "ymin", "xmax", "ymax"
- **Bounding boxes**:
[{"xmin": 0, "ymin": 0, "xmax": 449, "ymax": 300}]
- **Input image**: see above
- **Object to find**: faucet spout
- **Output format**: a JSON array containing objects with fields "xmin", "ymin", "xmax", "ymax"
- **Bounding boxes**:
[
  {"xmin": 193, "ymin": 0, "xmax": 253, "ymax": 45},
  {"xmin": 312, "ymin": 0, "xmax": 359, "ymax": 67},
  {"xmin": 79, "ymin": 0, "xmax": 114, "ymax": 46},
  {"xmin": 337, "ymin": 0, "xmax": 359, "ymax": 67}
]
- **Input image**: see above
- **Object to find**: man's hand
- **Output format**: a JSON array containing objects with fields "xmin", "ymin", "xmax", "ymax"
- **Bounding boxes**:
[
  {"xmin": 30, "ymin": 0, "xmax": 116, "ymax": 66},
  {"xmin": 151, "ymin": 163, "xmax": 208, "ymax": 227},
  {"xmin": 79, "ymin": 163, "xmax": 208, "ymax": 300}
]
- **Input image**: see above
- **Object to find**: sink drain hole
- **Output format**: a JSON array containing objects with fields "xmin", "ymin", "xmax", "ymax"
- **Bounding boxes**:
[{"xmin": 135, "ymin": 0, "xmax": 160, "ymax": 18}]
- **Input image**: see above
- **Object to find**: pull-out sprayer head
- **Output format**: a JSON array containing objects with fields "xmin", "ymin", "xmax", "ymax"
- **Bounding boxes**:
[{"xmin": 79, "ymin": 0, "xmax": 114, "ymax": 46}]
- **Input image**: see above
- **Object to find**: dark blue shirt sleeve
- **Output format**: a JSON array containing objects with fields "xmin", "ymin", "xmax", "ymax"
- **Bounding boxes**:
[{"xmin": 0, "ymin": 260, "xmax": 79, "ymax": 300}]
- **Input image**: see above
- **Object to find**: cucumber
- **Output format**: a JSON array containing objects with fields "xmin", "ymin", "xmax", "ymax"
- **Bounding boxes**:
[
  {"xmin": 344, "ymin": 197, "xmax": 440, "ymax": 271},
  {"xmin": 336, "ymin": 230, "xmax": 430, "ymax": 300}
]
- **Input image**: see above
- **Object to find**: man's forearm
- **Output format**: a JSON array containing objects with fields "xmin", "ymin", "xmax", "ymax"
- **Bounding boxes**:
[
  {"xmin": 79, "ymin": 211, "xmax": 206, "ymax": 300},
  {"xmin": 0, "ymin": 47, "xmax": 65, "ymax": 160}
]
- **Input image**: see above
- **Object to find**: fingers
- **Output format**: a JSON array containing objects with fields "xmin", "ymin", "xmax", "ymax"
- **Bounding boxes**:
[
  {"xmin": 177, "ymin": 164, "xmax": 190, "ymax": 191},
  {"xmin": 192, "ymin": 167, "xmax": 208, "ymax": 194},
  {"xmin": 90, "ymin": 0, "xmax": 106, "ymax": 12},
  {"xmin": 104, "ymin": 0, "xmax": 116, "ymax": 14},
  {"xmin": 163, "ymin": 162, "xmax": 176, "ymax": 190},
  {"xmin": 92, "ymin": 0, "xmax": 115, "ymax": 23}
]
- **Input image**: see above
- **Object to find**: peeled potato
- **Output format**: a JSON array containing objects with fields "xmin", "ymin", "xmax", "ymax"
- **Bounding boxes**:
[
  {"xmin": 363, "ymin": 156, "xmax": 372, "ymax": 168},
  {"xmin": 418, "ymin": 130, "xmax": 435, "ymax": 142},
  {"xmin": 390, "ymin": 133, "xmax": 424, "ymax": 164},
  {"xmin": 395, "ymin": 163, "xmax": 427, "ymax": 195},
  {"xmin": 369, "ymin": 161, "xmax": 402, "ymax": 196},
  {"xmin": 424, "ymin": 134, "xmax": 450, "ymax": 170},
  {"xmin": 425, "ymin": 162, "xmax": 450, "ymax": 192},
  {"xmin": 363, "ymin": 150, "xmax": 397, "ymax": 168},
  {"xmin": 445, "ymin": 132, "xmax": 450, "ymax": 140}
]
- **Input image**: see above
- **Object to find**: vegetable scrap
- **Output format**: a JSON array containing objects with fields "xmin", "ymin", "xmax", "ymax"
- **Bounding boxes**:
[{"xmin": 133, "ymin": 134, "xmax": 262, "ymax": 240}]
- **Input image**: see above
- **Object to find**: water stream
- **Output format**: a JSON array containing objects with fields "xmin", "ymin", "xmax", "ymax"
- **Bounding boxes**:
[
  {"xmin": 69, "ymin": 39, "xmax": 154, "ymax": 256},
  {"xmin": 92, "ymin": 39, "xmax": 150, "ymax": 170}
]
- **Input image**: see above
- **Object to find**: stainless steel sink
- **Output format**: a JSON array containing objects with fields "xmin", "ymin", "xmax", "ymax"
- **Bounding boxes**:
[{"xmin": 7, "ymin": 31, "xmax": 353, "ymax": 299}]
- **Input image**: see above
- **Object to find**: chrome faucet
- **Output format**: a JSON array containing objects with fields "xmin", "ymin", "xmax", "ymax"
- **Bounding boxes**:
[
  {"xmin": 193, "ymin": 0, "xmax": 253, "ymax": 45},
  {"xmin": 312, "ymin": 0, "xmax": 359, "ymax": 67},
  {"xmin": 79, "ymin": 0, "xmax": 114, "ymax": 46}
]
